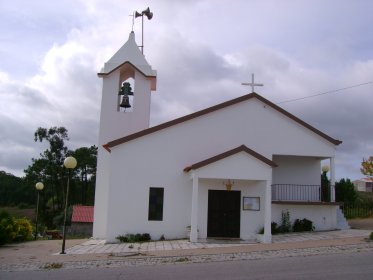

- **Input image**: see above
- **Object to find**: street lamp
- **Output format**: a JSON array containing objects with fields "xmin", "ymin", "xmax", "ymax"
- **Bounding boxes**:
[
  {"xmin": 60, "ymin": 156, "xmax": 77, "ymax": 254},
  {"xmin": 34, "ymin": 182, "xmax": 44, "ymax": 240}
]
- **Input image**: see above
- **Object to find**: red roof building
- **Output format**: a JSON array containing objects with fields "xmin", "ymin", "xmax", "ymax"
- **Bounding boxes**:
[{"xmin": 71, "ymin": 205, "xmax": 94, "ymax": 223}]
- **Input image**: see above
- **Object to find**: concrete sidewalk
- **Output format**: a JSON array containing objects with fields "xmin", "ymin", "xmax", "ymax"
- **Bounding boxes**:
[{"xmin": 66, "ymin": 229, "xmax": 371, "ymax": 255}]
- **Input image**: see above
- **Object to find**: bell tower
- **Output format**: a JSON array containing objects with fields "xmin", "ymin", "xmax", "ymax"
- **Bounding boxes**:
[
  {"xmin": 93, "ymin": 31, "xmax": 157, "ymax": 239},
  {"xmin": 97, "ymin": 31, "xmax": 157, "ymax": 143}
]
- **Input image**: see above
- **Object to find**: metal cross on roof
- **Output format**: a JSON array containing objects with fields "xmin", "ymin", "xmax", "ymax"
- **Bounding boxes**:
[{"xmin": 241, "ymin": 74, "xmax": 263, "ymax": 93}]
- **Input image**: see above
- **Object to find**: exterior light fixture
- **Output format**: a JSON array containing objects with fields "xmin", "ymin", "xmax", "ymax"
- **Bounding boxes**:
[
  {"xmin": 60, "ymin": 156, "xmax": 77, "ymax": 254},
  {"xmin": 223, "ymin": 179, "xmax": 235, "ymax": 191},
  {"xmin": 34, "ymin": 182, "xmax": 44, "ymax": 240}
]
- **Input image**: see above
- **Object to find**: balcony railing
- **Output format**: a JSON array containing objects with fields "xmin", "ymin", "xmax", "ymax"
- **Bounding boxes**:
[{"xmin": 272, "ymin": 184, "xmax": 330, "ymax": 202}]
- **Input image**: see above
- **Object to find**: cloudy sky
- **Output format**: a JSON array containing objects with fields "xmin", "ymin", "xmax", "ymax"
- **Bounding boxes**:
[{"xmin": 0, "ymin": 0, "xmax": 372, "ymax": 180}]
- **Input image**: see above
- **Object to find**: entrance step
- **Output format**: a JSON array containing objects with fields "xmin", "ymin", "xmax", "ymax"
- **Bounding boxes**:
[{"xmin": 336, "ymin": 207, "xmax": 350, "ymax": 230}]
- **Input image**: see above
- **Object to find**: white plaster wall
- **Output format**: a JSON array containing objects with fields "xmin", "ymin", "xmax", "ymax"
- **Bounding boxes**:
[
  {"xmin": 103, "ymin": 97, "xmax": 337, "ymax": 241},
  {"xmin": 197, "ymin": 152, "xmax": 272, "ymax": 180},
  {"xmin": 98, "ymin": 69, "xmax": 151, "ymax": 144},
  {"xmin": 272, "ymin": 204, "xmax": 338, "ymax": 231},
  {"xmin": 272, "ymin": 156, "xmax": 321, "ymax": 185},
  {"xmin": 92, "ymin": 147, "xmax": 110, "ymax": 238},
  {"xmin": 93, "ymin": 66, "xmax": 153, "ymax": 240}
]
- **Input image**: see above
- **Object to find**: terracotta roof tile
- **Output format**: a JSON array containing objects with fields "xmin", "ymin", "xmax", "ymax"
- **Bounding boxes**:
[{"xmin": 71, "ymin": 205, "xmax": 94, "ymax": 223}]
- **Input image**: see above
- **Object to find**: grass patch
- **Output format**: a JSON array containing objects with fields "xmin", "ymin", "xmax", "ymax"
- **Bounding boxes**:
[
  {"xmin": 43, "ymin": 262, "xmax": 63, "ymax": 269},
  {"xmin": 175, "ymin": 257, "xmax": 189, "ymax": 263},
  {"xmin": 0, "ymin": 207, "xmax": 35, "ymax": 220}
]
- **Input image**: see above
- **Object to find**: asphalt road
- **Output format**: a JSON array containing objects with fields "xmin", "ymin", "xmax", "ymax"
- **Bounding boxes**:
[{"xmin": 1, "ymin": 250, "xmax": 373, "ymax": 280}]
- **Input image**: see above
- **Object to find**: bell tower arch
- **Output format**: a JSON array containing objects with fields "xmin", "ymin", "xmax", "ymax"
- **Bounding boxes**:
[{"xmin": 93, "ymin": 31, "xmax": 157, "ymax": 239}]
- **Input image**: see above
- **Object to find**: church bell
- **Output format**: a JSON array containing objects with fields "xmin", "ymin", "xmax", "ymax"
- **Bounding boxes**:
[
  {"xmin": 120, "ymin": 95, "xmax": 131, "ymax": 108},
  {"xmin": 118, "ymin": 82, "xmax": 133, "ymax": 96}
]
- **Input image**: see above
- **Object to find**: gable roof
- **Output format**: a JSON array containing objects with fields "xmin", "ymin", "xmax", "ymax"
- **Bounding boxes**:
[
  {"xmin": 98, "ymin": 31, "xmax": 156, "ymax": 77},
  {"xmin": 184, "ymin": 145, "xmax": 278, "ymax": 172},
  {"xmin": 71, "ymin": 205, "xmax": 94, "ymax": 223},
  {"xmin": 104, "ymin": 92, "xmax": 342, "ymax": 151}
]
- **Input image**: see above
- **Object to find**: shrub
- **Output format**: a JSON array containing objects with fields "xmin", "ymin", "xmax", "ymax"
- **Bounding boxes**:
[
  {"xmin": 277, "ymin": 210, "xmax": 291, "ymax": 233},
  {"xmin": 335, "ymin": 178, "xmax": 357, "ymax": 204},
  {"xmin": 14, "ymin": 218, "xmax": 33, "ymax": 242},
  {"xmin": 257, "ymin": 222, "xmax": 279, "ymax": 234},
  {"xmin": 293, "ymin": 218, "xmax": 314, "ymax": 232},
  {"xmin": 0, "ymin": 211, "xmax": 19, "ymax": 245},
  {"xmin": 116, "ymin": 233, "xmax": 151, "ymax": 243},
  {"xmin": 369, "ymin": 232, "xmax": 373, "ymax": 241}
]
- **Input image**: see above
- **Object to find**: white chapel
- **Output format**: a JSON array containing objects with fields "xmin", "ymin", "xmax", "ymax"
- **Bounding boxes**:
[{"xmin": 93, "ymin": 31, "xmax": 345, "ymax": 244}]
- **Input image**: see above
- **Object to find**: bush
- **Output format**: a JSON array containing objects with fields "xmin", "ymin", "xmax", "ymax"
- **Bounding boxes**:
[
  {"xmin": 14, "ymin": 218, "xmax": 33, "ymax": 242},
  {"xmin": 17, "ymin": 203, "xmax": 32, "ymax": 209},
  {"xmin": 0, "ymin": 211, "xmax": 19, "ymax": 245},
  {"xmin": 369, "ymin": 232, "xmax": 373, "ymax": 241},
  {"xmin": 293, "ymin": 218, "xmax": 314, "ymax": 232},
  {"xmin": 116, "ymin": 233, "xmax": 151, "ymax": 243},
  {"xmin": 335, "ymin": 178, "xmax": 357, "ymax": 204},
  {"xmin": 257, "ymin": 222, "xmax": 280, "ymax": 234},
  {"xmin": 0, "ymin": 211, "xmax": 34, "ymax": 245},
  {"xmin": 277, "ymin": 210, "xmax": 291, "ymax": 233}
]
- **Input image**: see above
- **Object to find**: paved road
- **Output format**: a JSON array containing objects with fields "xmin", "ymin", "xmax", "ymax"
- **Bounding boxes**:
[{"xmin": 1, "ymin": 250, "xmax": 372, "ymax": 280}]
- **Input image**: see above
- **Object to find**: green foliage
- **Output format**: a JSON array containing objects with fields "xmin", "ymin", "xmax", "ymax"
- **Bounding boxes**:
[
  {"xmin": 0, "ymin": 126, "xmax": 97, "ymax": 230},
  {"xmin": 259, "ymin": 215, "xmax": 315, "ymax": 235},
  {"xmin": 278, "ymin": 210, "xmax": 291, "ymax": 233},
  {"xmin": 361, "ymin": 156, "xmax": 373, "ymax": 178},
  {"xmin": 22, "ymin": 127, "xmax": 97, "ymax": 228},
  {"xmin": 293, "ymin": 218, "xmax": 315, "ymax": 232},
  {"xmin": 369, "ymin": 232, "xmax": 373, "ymax": 241},
  {"xmin": 14, "ymin": 218, "xmax": 33, "ymax": 242},
  {"xmin": 335, "ymin": 178, "xmax": 357, "ymax": 204},
  {"xmin": 0, "ymin": 211, "xmax": 34, "ymax": 245},
  {"xmin": 258, "ymin": 222, "xmax": 280, "ymax": 234},
  {"xmin": 320, "ymin": 171, "xmax": 331, "ymax": 202},
  {"xmin": 116, "ymin": 233, "xmax": 151, "ymax": 243},
  {"xmin": 343, "ymin": 202, "xmax": 373, "ymax": 219},
  {"xmin": 0, "ymin": 171, "xmax": 34, "ymax": 207},
  {"xmin": 52, "ymin": 206, "xmax": 73, "ymax": 227},
  {"xmin": 0, "ymin": 211, "xmax": 17, "ymax": 245}
]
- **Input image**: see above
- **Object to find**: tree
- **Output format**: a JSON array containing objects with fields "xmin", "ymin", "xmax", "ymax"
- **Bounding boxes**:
[
  {"xmin": 361, "ymin": 156, "xmax": 373, "ymax": 182},
  {"xmin": 23, "ymin": 127, "xmax": 98, "ymax": 228},
  {"xmin": 0, "ymin": 171, "xmax": 33, "ymax": 207},
  {"xmin": 335, "ymin": 178, "xmax": 357, "ymax": 204},
  {"xmin": 24, "ymin": 127, "xmax": 71, "ymax": 228},
  {"xmin": 320, "ymin": 166, "xmax": 330, "ymax": 202},
  {"xmin": 72, "ymin": 146, "xmax": 97, "ymax": 205}
]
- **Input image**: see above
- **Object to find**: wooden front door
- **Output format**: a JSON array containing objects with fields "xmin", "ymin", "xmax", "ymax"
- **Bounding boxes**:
[{"xmin": 207, "ymin": 190, "xmax": 241, "ymax": 238}]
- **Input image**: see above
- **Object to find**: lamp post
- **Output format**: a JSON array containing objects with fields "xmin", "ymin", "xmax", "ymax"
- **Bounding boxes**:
[
  {"xmin": 60, "ymin": 156, "xmax": 77, "ymax": 254},
  {"xmin": 34, "ymin": 182, "xmax": 44, "ymax": 240}
]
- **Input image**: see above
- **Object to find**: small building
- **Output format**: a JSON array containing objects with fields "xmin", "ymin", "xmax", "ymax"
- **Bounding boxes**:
[
  {"xmin": 71, "ymin": 205, "xmax": 94, "ymax": 236},
  {"xmin": 353, "ymin": 178, "xmax": 373, "ymax": 192},
  {"xmin": 93, "ymin": 31, "xmax": 345, "ymax": 244}
]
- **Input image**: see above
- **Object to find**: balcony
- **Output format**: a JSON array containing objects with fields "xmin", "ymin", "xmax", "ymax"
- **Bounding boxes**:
[{"xmin": 272, "ymin": 184, "xmax": 331, "ymax": 202}]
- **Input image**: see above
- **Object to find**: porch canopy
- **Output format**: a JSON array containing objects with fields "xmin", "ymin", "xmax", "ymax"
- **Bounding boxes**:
[{"xmin": 184, "ymin": 145, "xmax": 277, "ymax": 243}]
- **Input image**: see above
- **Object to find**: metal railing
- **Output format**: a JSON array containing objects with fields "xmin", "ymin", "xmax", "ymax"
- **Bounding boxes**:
[{"xmin": 272, "ymin": 184, "xmax": 324, "ymax": 202}]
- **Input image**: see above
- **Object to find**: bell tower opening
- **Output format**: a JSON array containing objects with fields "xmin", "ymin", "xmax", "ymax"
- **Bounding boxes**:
[{"xmin": 118, "ymin": 78, "xmax": 135, "ymax": 113}]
